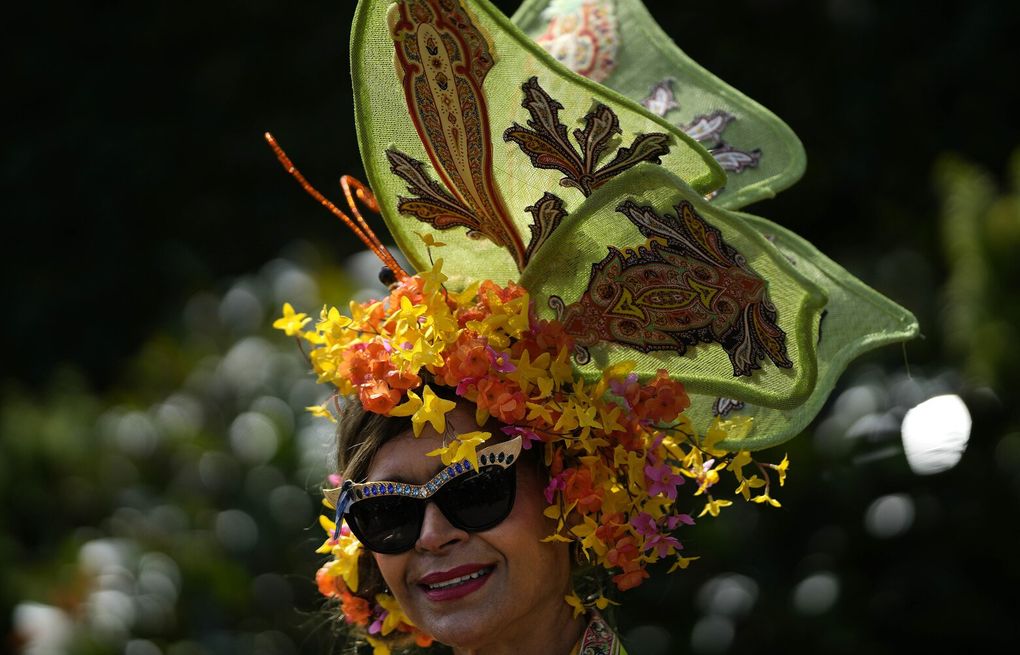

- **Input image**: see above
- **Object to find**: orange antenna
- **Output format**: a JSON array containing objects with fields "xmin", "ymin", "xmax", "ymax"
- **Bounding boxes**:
[{"xmin": 264, "ymin": 132, "xmax": 409, "ymax": 281}]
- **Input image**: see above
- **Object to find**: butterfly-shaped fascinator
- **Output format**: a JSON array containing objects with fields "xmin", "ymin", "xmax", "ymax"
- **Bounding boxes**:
[
  {"xmin": 329, "ymin": 0, "xmax": 918, "ymax": 450},
  {"xmin": 271, "ymin": 0, "xmax": 918, "ymax": 632}
]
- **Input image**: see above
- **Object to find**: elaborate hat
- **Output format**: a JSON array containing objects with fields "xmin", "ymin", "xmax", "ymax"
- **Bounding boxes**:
[{"xmin": 270, "ymin": 0, "xmax": 917, "ymax": 649}]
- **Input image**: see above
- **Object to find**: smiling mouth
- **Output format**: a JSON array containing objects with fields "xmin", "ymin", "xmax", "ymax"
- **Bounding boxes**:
[{"xmin": 421, "ymin": 566, "xmax": 494, "ymax": 591}]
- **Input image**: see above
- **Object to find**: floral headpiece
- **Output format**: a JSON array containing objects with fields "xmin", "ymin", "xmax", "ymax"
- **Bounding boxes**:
[{"xmin": 270, "ymin": 0, "xmax": 918, "ymax": 649}]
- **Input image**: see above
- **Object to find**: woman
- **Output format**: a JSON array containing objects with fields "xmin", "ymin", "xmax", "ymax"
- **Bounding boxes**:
[
  {"xmin": 333, "ymin": 399, "xmax": 588, "ymax": 653},
  {"xmin": 276, "ymin": 261, "xmax": 782, "ymax": 655},
  {"xmin": 271, "ymin": 0, "xmax": 918, "ymax": 652}
]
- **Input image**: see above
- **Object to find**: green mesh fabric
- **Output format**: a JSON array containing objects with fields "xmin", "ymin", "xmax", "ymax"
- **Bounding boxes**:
[
  {"xmin": 699, "ymin": 213, "xmax": 919, "ymax": 450},
  {"xmin": 521, "ymin": 164, "xmax": 826, "ymax": 410},
  {"xmin": 351, "ymin": 0, "xmax": 724, "ymax": 287},
  {"xmin": 347, "ymin": 0, "xmax": 918, "ymax": 451},
  {"xmin": 512, "ymin": 0, "xmax": 807, "ymax": 210}
]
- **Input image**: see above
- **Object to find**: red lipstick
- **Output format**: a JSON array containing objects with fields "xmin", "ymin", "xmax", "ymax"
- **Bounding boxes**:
[{"xmin": 417, "ymin": 563, "xmax": 494, "ymax": 602}]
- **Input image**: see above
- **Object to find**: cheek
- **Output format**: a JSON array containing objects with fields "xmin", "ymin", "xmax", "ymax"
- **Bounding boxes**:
[
  {"xmin": 372, "ymin": 552, "xmax": 408, "ymax": 594},
  {"xmin": 497, "ymin": 467, "xmax": 570, "ymax": 574}
]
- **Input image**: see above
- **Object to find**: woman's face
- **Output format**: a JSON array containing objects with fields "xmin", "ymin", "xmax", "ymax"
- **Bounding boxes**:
[{"xmin": 364, "ymin": 406, "xmax": 573, "ymax": 649}]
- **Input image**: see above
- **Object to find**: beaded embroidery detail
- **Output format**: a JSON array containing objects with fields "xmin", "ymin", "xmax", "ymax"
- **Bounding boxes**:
[{"xmin": 323, "ymin": 436, "xmax": 522, "ymax": 507}]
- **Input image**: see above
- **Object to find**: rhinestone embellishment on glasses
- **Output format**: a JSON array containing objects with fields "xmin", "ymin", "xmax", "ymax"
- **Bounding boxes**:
[{"xmin": 322, "ymin": 436, "xmax": 523, "ymax": 508}]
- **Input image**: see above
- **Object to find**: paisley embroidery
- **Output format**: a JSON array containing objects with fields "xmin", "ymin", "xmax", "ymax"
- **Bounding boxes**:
[
  {"xmin": 504, "ymin": 77, "xmax": 672, "ymax": 197},
  {"xmin": 642, "ymin": 81, "xmax": 764, "ymax": 178},
  {"xmin": 536, "ymin": 0, "xmax": 618, "ymax": 83},
  {"xmin": 388, "ymin": 0, "xmax": 528, "ymax": 270},
  {"xmin": 577, "ymin": 610, "xmax": 623, "ymax": 655},
  {"xmin": 710, "ymin": 142, "xmax": 763, "ymax": 173},
  {"xmin": 524, "ymin": 192, "xmax": 569, "ymax": 263},
  {"xmin": 640, "ymin": 79, "xmax": 679, "ymax": 118},
  {"xmin": 555, "ymin": 200, "xmax": 792, "ymax": 377},
  {"xmin": 712, "ymin": 397, "xmax": 746, "ymax": 417}
]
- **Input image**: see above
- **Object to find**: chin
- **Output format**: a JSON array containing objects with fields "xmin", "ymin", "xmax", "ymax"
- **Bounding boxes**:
[{"xmin": 402, "ymin": 571, "xmax": 510, "ymax": 648}]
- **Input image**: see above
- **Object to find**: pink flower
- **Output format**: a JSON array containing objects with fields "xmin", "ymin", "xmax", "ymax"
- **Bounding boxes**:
[
  {"xmin": 456, "ymin": 376, "xmax": 479, "ymax": 397},
  {"xmin": 643, "ymin": 532, "xmax": 682, "ymax": 558},
  {"xmin": 666, "ymin": 514, "xmax": 695, "ymax": 530},
  {"xmin": 630, "ymin": 512, "xmax": 658, "ymax": 537},
  {"xmin": 544, "ymin": 472, "xmax": 567, "ymax": 504},
  {"xmin": 501, "ymin": 425, "xmax": 543, "ymax": 450},
  {"xmin": 486, "ymin": 345, "xmax": 516, "ymax": 373},
  {"xmin": 644, "ymin": 459, "xmax": 684, "ymax": 500}
]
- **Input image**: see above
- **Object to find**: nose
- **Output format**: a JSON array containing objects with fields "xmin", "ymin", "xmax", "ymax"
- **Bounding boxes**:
[{"xmin": 416, "ymin": 502, "xmax": 469, "ymax": 553}]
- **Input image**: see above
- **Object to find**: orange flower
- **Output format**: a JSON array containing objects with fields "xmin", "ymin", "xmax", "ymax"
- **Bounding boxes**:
[
  {"xmin": 316, "ymin": 565, "xmax": 345, "ymax": 598},
  {"xmin": 612, "ymin": 564, "xmax": 650, "ymax": 591},
  {"xmin": 451, "ymin": 341, "xmax": 490, "ymax": 380},
  {"xmin": 414, "ymin": 632, "xmax": 435, "ymax": 647},
  {"xmin": 385, "ymin": 367, "xmax": 421, "ymax": 391},
  {"xmin": 340, "ymin": 590, "xmax": 372, "ymax": 625},
  {"xmin": 595, "ymin": 512, "xmax": 627, "ymax": 544},
  {"xmin": 360, "ymin": 380, "xmax": 401, "ymax": 414},
  {"xmin": 636, "ymin": 370, "xmax": 689, "ymax": 423},
  {"xmin": 563, "ymin": 467, "xmax": 603, "ymax": 514},
  {"xmin": 606, "ymin": 535, "xmax": 640, "ymax": 569}
]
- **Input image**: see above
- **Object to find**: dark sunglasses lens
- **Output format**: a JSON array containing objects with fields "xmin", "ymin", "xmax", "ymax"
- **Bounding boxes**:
[
  {"xmin": 346, "ymin": 496, "xmax": 423, "ymax": 554},
  {"xmin": 437, "ymin": 466, "xmax": 516, "ymax": 531}
]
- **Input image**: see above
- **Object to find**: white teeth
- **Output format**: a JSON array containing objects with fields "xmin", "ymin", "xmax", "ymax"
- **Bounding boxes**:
[{"xmin": 425, "ymin": 567, "xmax": 491, "ymax": 590}]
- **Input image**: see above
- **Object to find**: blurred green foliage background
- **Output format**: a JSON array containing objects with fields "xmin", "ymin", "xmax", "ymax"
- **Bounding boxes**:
[{"xmin": 4, "ymin": 0, "xmax": 1019, "ymax": 653}]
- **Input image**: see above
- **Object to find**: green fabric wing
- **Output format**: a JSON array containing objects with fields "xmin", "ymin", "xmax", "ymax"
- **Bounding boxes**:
[
  {"xmin": 351, "ymin": 0, "xmax": 724, "ymax": 287},
  {"xmin": 699, "ymin": 213, "xmax": 920, "ymax": 450},
  {"xmin": 522, "ymin": 164, "xmax": 827, "ymax": 411},
  {"xmin": 521, "ymin": 164, "xmax": 918, "ymax": 449},
  {"xmin": 512, "ymin": 0, "xmax": 806, "ymax": 210}
]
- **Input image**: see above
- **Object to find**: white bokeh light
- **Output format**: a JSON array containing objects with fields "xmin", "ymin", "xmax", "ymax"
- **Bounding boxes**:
[{"xmin": 901, "ymin": 394, "xmax": 971, "ymax": 475}]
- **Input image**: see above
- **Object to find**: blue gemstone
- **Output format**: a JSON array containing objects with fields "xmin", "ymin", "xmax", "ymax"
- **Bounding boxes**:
[
  {"xmin": 507, "ymin": 454, "xmax": 514, "ymax": 464},
  {"xmin": 387, "ymin": 483, "xmax": 394, "ymax": 494},
  {"xmin": 498, "ymin": 452, "xmax": 505, "ymax": 463},
  {"xmin": 454, "ymin": 462, "xmax": 463, "ymax": 474},
  {"xmin": 465, "ymin": 460, "xmax": 472, "ymax": 470}
]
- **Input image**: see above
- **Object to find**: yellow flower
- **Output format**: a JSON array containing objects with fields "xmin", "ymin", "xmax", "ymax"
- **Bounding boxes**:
[
  {"xmin": 735, "ymin": 474, "xmax": 766, "ymax": 500},
  {"xmin": 413, "ymin": 385, "xmax": 457, "ymax": 438},
  {"xmin": 416, "ymin": 232, "xmax": 447, "ymax": 248},
  {"xmin": 570, "ymin": 515, "xmax": 607, "ymax": 557},
  {"xmin": 375, "ymin": 593, "xmax": 410, "ymax": 635},
  {"xmin": 703, "ymin": 416, "xmax": 754, "ymax": 455},
  {"xmin": 273, "ymin": 302, "xmax": 310, "ymax": 336},
  {"xmin": 365, "ymin": 637, "xmax": 390, "ymax": 655},
  {"xmin": 593, "ymin": 595, "xmax": 620, "ymax": 611},
  {"xmin": 550, "ymin": 348, "xmax": 573, "ymax": 386},
  {"xmin": 506, "ymin": 350, "xmax": 549, "ymax": 394},
  {"xmin": 726, "ymin": 450, "xmax": 753, "ymax": 482},
  {"xmin": 668, "ymin": 556, "xmax": 700, "ymax": 573},
  {"xmin": 317, "ymin": 525, "xmax": 362, "ymax": 591},
  {"xmin": 772, "ymin": 454, "xmax": 790, "ymax": 486},
  {"xmin": 698, "ymin": 496, "xmax": 733, "ymax": 518},
  {"xmin": 389, "ymin": 389, "xmax": 422, "ymax": 418},
  {"xmin": 426, "ymin": 431, "xmax": 490, "ymax": 470},
  {"xmin": 305, "ymin": 404, "xmax": 336, "ymax": 423},
  {"xmin": 419, "ymin": 258, "xmax": 448, "ymax": 295},
  {"xmin": 526, "ymin": 401, "xmax": 554, "ymax": 423},
  {"xmin": 315, "ymin": 305, "xmax": 353, "ymax": 338},
  {"xmin": 752, "ymin": 493, "xmax": 782, "ymax": 508},
  {"xmin": 565, "ymin": 592, "xmax": 586, "ymax": 618}
]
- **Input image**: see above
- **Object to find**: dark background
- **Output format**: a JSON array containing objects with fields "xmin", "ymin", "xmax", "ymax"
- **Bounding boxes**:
[
  {"xmin": 4, "ymin": 1, "xmax": 1020, "ymax": 653},
  {"xmin": 7, "ymin": 0, "xmax": 1018, "ymax": 388}
]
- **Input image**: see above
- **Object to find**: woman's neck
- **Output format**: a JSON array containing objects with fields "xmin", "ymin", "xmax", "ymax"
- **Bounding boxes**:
[{"xmin": 451, "ymin": 584, "xmax": 584, "ymax": 655}]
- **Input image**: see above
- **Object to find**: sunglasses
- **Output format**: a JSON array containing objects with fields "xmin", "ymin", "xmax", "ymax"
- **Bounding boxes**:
[{"xmin": 324, "ymin": 437, "xmax": 522, "ymax": 554}]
